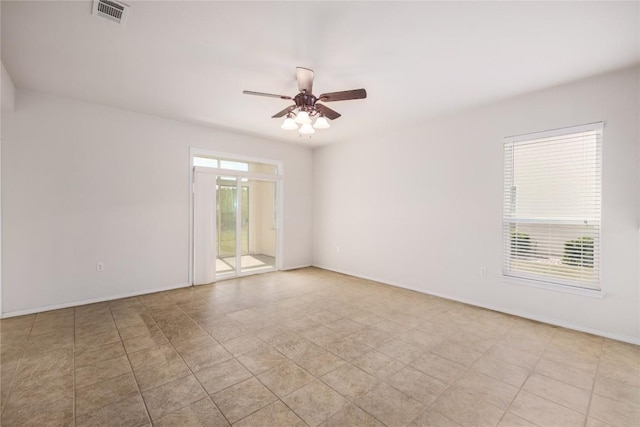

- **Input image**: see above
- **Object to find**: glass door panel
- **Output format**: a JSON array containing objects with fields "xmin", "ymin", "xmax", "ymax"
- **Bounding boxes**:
[
  {"xmin": 240, "ymin": 180, "xmax": 277, "ymax": 274},
  {"xmin": 216, "ymin": 176, "xmax": 237, "ymax": 277}
]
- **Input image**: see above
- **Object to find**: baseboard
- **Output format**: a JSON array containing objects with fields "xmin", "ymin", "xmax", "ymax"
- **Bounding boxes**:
[
  {"xmin": 282, "ymin": 264, "xmax": 313, "ymax": 271},
  {"xmin": 313, "ymin": 264, "xmax": 640, "ymax": 346},
  {"xmin": 1, "ymin": 282, "xmax": 191, "ymax": 319}
]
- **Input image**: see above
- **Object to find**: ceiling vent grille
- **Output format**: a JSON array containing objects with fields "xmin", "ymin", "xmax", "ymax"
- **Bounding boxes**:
[{"xmin": 92, "ymin": 0, "xmax": 129, "ymax": 25}]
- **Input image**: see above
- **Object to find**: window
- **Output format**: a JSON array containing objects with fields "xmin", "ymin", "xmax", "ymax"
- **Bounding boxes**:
[
  {"xmin": 503, "ymin": 122, "xmax": 602, "ymax": 290},
  {"xmin": 193, "ymin": 156, "xmax": 277, "ymax": 175}
]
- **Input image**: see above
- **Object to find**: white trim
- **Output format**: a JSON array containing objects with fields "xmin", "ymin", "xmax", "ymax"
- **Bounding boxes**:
[
  {"xmin": 502, "ymin": 275, "xmax": 604, "ymax": 298},
  {"xmin": 312, "ymin": 264, "xmax": 639, "ymax": 345},
  {"xmin": 505, "ymin": 121, "xmax": 604, "ymax": 143},
  {"xmin": 1, "ymin": 282, "xmax": 190, "ymax": 319}
]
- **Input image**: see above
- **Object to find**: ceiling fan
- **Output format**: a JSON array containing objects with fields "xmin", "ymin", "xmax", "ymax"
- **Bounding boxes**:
[{"xmin": 243, "ymin": 67, "xmax": 367, "ymax": 135}]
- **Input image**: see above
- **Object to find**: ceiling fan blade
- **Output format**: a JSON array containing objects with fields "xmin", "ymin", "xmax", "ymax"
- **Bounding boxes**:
[
  {"xmin": 271, "ymin": 105, "xmax": 296, "ymax": 118},
  {"xmin": 318, "ymin": 88, "xmax": 367, "ymax": 102},
  {"xmin": 315, "ymin": 103, "xmax": 341, "ymax": 120},
  {"xmin": 296, "ymin": 67, "xmax": 314, "ymax": 94},
  {"xmin": 243, "ymin": 90, "xmax": 292, "ymax": 100}
]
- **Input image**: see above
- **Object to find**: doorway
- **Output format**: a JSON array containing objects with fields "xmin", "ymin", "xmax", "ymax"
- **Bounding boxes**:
[{"xmin": 191, "ymin": 152, "xmax": 282, "ymax": 284}]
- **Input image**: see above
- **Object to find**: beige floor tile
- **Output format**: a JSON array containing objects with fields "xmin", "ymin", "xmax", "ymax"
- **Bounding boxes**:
[
  {"xmin": 272, "ymin": 334, "xmax": 315, "ymax": 359},
  {"xmin": 293, "ymin": 343, "xmax": 346, "ymax": 377},
  {"xmin": 487, "ymin": 343, "xmax": 541, "ymax": 370},
  {"xmin": 238, "ymin": 346, "xmax": 288, "ymax": 374},
  {"xmin": 350, "ymin": 327, "xmax": 394, "ymax": 348},
  {"xmin": 593, "ymin": 374, "xmax": 640, "ymax": 407},
  {"xmin": 471, "ymin": 355, "xmax": 530, "ymax": 388},
  {"xmin": 598, "ymin": 356, "xmax": 640, "ymax": 387},
  {"xmin": 255, "ymin": 325, "xmax": 291, "ymax": 342},
  {"xmin": 497, "ymin": 412, "xmax": 538, "ymax": 427},
  {"xmin": 321, "ymin": 363, "xmax": 378, "ymax": 400},
  {"xmin": 589, "ymin": 393, "xmax": 640, "ymax": 426},
  {"xmin": 128, "ymin": 343, "xmax": 178, "ymax": 369},
  {"xmin": 307, "ymin": 309, "xmax": 343, "ymax": 324},
  {"xmin": 453, "ymin": 370, "xmax": 519, "ymax": 410},
  {"xmin": 194, "ymin": 358, "xmax": 252, "ymax": 395},
  {"xmin": 431, "ymin": 387, "xmax": 504, "ymax": 427},
  {"xmin": 411, "ymin": 352, "xmax": 466, "ymax": 384},
  {"xmin": 75, "ymin": 329, "xmax": 122, "ymax": 352},
  {"xmin": 498, "ymin": 334, "xmax": 547, "ymax": 356},
  {"xmin": 522, "ymin": 373, "xmax": 591, "ymax": 413},
  {"xmin": 300, "ymin": 325, "xmax": 345, "ymax": 347},
  {"xmin": 171, "ymin": 332, "xmax": 217, "ymax": 354},
  {"xmin": 142, "ymin": 374, "xmax": 207, "ymax": 420},
  {"xmin": 283, "ymin": 380, "xmax": 349, "ymax": 426},
  {"xmin": 397, "ymin": 329, "xmax": 445, "ymax": 352},
  {"xmin": 534, "ymin": 356, "xmax": 595, "ymax": 390},
  {"xmin": 408, "ymin": 409, "xmax": 461, "ymax": 427},
  {"xmin": 4, "ymin": 373, "xmax": 73, "ymax": 418},
  {"xmin": 509, "ymin": 390, "xmax": 585, "ymax": 427},
  {"xmin": 220, "ymin": 333, "xmax": 266, "ymax": 357},
  {"xmin": 353, "ymin": 349, "xmax": 404, "ymax": 379},
  {"xmin": 180, "ymin": 342, "xmax": 233, "ymax": 373},
  {"xmin": 320, "ymin": 403, "xmax": 385, "ymax": 427},
  {"xmin": 234, "ymin": 400, "xmax": 306, "ymax": 427},
  {"xmin": 387, "ymin": 366, "xmax": 447, "ymax": 405},
  {"xmin": 585, "ymin": 417, "xmax": 613, "ymax": 427},
  {"xmin": 212, "ymin": 377, "xmax": 277, "ymax": 424},
  {"xmin": 355, "ymin": 383, "xmax": 425, "ymax": 427},
  {"xmin": 75, "ymin": 354, "xmax": 132, "ymax": 388},
  {"xmin": 323, "ymin": 336, "xmax": 372, "ymax": 361},
  {"xmin": 76, "ymin": 392, "xmax": 150, "ymax": 427},
  {"xmin": 2, "ymin": 394, "xmax": 74, "ymax": 427},
  {"xmin": 13, "ymin": 346, "xmax": 73, "ymax": 388},
  {"xmin": 123, "ymin": 330, "xmax": 169, "ymax": 354},
  {"xmin": 75, "ymin": 341, "xmax": 126, "ymax": 368},
  {"xmin": 75, "ymin": 372, "xmax": 139, "ymax": 415},
  {"xmin": 206, "ymin": 320, "xmax": 249, "ymax": 342},
  {"xmin": 257, "ymin": 360, "xmax": 315, "ymax": 397},
  {"xmin": 325, "ymin": 318, "xmax": 366, "ymax": 336},
  {"xmin": 543, "ymin": 343, "xmax": 600, "ymax": 374},
  {"xmin": 449, "ymin": 330, "xmax": 498, "ymax": 354},
  {"xmin": 377, "ymin": 338, "xmax": 424, "ymax": 364},
  {"xmin": 431, "ymin": 341, "xmax": 483, "ymax": 367},
  {"xmin": 133, "ymin": 353, "xmax": 191, "ymax": 391},
  {"xmin": 347, "ymin": 308, "xmax": 384, "ymax": 326}
]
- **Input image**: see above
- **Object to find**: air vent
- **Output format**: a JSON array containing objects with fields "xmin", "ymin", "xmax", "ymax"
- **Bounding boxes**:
[{"xmin": 92, "ymin": 0, "xmax": 129, "ymax": 25}]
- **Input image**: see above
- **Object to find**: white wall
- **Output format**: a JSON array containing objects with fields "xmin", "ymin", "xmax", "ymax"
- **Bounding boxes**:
[
  {"xmin": 313, "ymin": 66, "xmax": 640, "ymax": 343},
  {"xmin": 1, "ymin": 90, "xmax": 313, "ymax": 315},
  {"xmin": 1, "ymin": 61, "xmax": 16, "ymax": 112}
]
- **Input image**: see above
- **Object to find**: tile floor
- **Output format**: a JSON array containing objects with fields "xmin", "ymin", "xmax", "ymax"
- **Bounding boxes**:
[{"xmin": 0, "ymin": 267, "xmax": 638, "ymax": 426}]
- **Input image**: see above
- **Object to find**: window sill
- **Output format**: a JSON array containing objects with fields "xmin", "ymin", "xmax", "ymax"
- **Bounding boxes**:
[{"xmin": 502, "ymin": 276, "xmax": 604, "ymax": 298}]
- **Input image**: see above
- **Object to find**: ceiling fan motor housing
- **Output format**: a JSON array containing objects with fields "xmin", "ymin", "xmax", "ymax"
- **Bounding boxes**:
[{"xmin": 294, "ymin": 92, "xmax": 317, "ymax": 110}]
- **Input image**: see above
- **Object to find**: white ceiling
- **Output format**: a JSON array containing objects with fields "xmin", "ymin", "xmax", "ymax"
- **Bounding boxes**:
[{"xmin": 2, "ymin": 1, "xmax": 638, "ymax": 146}]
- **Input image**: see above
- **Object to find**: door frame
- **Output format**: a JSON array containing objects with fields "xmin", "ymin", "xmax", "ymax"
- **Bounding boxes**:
[{"xmin": 188, "ymin": 148, "xmax": 284, "ymax": 285}]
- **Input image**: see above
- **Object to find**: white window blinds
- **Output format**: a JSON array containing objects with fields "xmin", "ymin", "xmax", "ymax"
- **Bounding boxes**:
[{"xmin": 503, "ymin": 122, "xmax": 602, "ymax": 290}]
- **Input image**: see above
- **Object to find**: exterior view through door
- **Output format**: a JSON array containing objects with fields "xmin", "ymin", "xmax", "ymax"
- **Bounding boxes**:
[{"xmin": 192, "ymin": 154, "xmax": 281, "ymax": 284}]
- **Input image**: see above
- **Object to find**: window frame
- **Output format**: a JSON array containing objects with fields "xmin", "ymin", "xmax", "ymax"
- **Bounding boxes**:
[{"xmin": 502, "ymin": 122, "xmax": 604, "ymax": 296}]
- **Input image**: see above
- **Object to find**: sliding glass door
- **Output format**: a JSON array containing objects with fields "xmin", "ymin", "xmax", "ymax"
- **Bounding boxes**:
[{"xmin": 192, "ymin": 154, "xmax": 281, "ymax": 284}]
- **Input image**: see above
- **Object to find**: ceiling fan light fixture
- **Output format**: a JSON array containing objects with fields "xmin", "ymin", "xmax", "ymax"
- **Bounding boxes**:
[
  {"xmin": 281, "ymin": 116, "xmax": 298, "ymax": 130},
  {"xmin": 299, "ymin": 122, "xmax": 315, "ymax": 135},
  {"xmin": 294, "ymin": 110, "xmax": 311, "ymax": 124},
  {"xmin": 313, "ymin": 116, "xmax": 330, "ymax": 129}
]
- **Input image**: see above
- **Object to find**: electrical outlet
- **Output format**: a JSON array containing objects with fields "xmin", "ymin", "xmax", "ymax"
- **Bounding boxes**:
[
  {"xmin": 480, "ymin": 267, "xmax": 487, "ymax": 276},
  {"xmin": 96, "ymin": 262, "xmax": 104, "ymax": 272}
]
